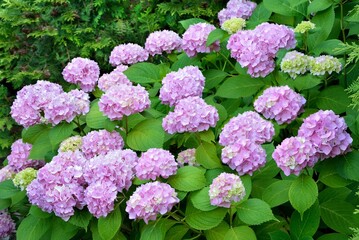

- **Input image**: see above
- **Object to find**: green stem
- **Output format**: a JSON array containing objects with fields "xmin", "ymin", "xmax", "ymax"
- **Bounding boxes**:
[
  {"xmin": 340, "ymin": 0, "xmax": 347, "ymax": 86},
  {"xmin": 74, "ymin": 116, "xmax": 85, "ymax": 136},
  {"xmin": 218, "ymin": 51, "xmax": 236, "ymax": 70}
]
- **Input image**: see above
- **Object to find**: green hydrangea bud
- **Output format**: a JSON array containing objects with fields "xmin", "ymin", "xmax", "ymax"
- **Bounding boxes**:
[
  {"xmin": 59, "ymin": 135, "xmax": 82, "ymax": 153},
  {"xmin": 309, "ymin": 55, "xmax": 342, "ymax": 76},
  {"xmin": 280, "ymin": 51, "xmax": 310, "ymax": 79},
  {"xmin": 294, "ymin": 21, "xmax": 315, "ymax": 33},
  {"xmin": 13, "ymin": 168, "xmax": 37, "ymax": 190},
  {"xmin": 221, "ymin": 17, "xmax": 246, "ymax": 34}
]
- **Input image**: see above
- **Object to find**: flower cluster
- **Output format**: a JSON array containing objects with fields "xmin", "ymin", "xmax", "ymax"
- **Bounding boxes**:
[
  {"xmin": 62, "ymin": 57, "xmax": 100, "ymax": 92},
  {"xmin": 218, "ymin": 0, "xmax": 257, "ymax": 25},
  {"xmin": 145, "ymin": 30, "xmax": 182, "ymax": 56},
  {"xmin": 221, "ymin": 17, "xmax": 246, "ymax": 34},
  {"xmin": 0, "ymin": 166, "xmax": 15, "ymax": 183},
  {"xmin": 13, "ymin": 167, "xmax": 37, "ymax": 190},
  {"xmin": 298, "ymin": 110, "xmax": 352, "ymax": 160},
  {"xmin": 309, "ymin": 55, "xmax": 342, "ymax": 76},
  {"xmin": 162, "ymin": 96, "xmax": 219, "ymax": 134},
  {"xmin": 81, "ymin": 130, "xmax": 124, "ymax": 159},
  {"xmin": 280, "ymin": 51, "xmax": 310, "ymax": 79},
  {"xmin": 221, "ymin": 139, "xmax": 267, "ymax": 176},
  {"xmin": 98, "ymin": 71, "xmax": 132, "ymax": 92},
  {"xmin": 272, "ymin": 137, "xmax": 317, "ymax": 176},
  {"xmin": 227, "ymin": 22, "xmax": 295, "ymax": 77},
  {"xmin": 109, "ymin": 43, "xmax": 149, "ymax": 66},
  {"xmin": 177, "ymin": 149, "xmax": 199, "ymax": 167},
  {"xmin": 135, "ymin": 148, "xmax": 177, "ymax": 180},
  {"xmin": 254, "ymin": 86, "xmax": 306, "ymax": 124},
  {"xmin": 0, "ymin": 210, "xmax": 15, "ymax": 238},
  {"xmin": 219, "ymin": 111, "xmax": 274, "ymax": 146},
  {"xmin": 294, "ymin": 21, "xmax": 315, "ymax": 33},
  {"xmin": 159, "ymin": 66, "xmax": 205, "ymax": 106},
  {"xmin": 126, "ymin": 182, "xmax": 179, "ymax": 224},
  {"xmin": 182, "ymin": 23, "xmax": 220, "ymax": 57},
  {"xmin": 59, "ymin": 135, "xmax": 83, "ymax": 153},
  {"xmin": 99, "ymin": 84, "xmax": 150, "ymax": 120},
  {"xmin": 209, "ymin": 173, "xmax": 246, "ymax": 208}
]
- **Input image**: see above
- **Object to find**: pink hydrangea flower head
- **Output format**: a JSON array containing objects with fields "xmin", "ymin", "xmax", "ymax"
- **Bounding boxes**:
[
  {"xmin": 272, "ymin": 137, "xmax": 318, "ymax": 176},
  {"xmin": 68, "ymin": 89, "xmax": 90, "ymax": 115},
  {"xmin": 62, "ymin": 57, "xmax": 100, "ymax": 92},
  {"xmin": 84, "ymin": 149, "xmax": 137, "ymax": 191},
  {"xmin": 109, "ymin": 43, "xmax": 149, "ymax": 66},
  {"xmin": 209, "ymin": 172, "xmax": 246, "ymax": 208},
  {"xmin": 221, "ymin": 139, "xmax": 266, "ymax": 175},
  {"xmin": 177, "ymin": 148, "xmax": 199, "ymax": 167},
  {"xmin": 10, "ymin": 80, "xmax": 63, "ymax": 127},
  {"xmin": 145, "ymin": 30, "xmax": 182, "ymax": 56},
  {"xmin": 0, "ymin": 210, "xmax": 15, "ymax": 238},
  {"xmin": 182, "ymin": 23, "xmax": 220, "ymax": 57},
  {"xmin": 254, "ymin": 86, "xmax": 306, "ymax": 124},
  {"xmin": 298, "ymin": 110, "xmax": 352, "ymax": 160},
  {"xmin": 162, "ymin": 96, "xmax": 219, "ymax": 134},
  {"xmin": 98, "ymin": 71, "xmax": 132, "ymax": 92},
  {"xmin": 218, "ymin": 0, "xmax": 257, "ymax": 25},
  {"xmin": 84, "ymin": 181, "xmax": 118, "ymax": 218},
  {"xmin": 126, "ymin": 181, "xmax": 179, "ymax": 224},
  {"xmin": 113, "ymin": 64, "xmax": 129, "ymax": 73},
  {"xmin": 81, "ymin": 130, "xmax": 124, "ymax": 159},
  {"xmin": 159, "ymin": 66, "xmax": 205, "ymax": 106},
  {"xmin": 219, "ymin": 111, "xmax": 274, "ymax": 146},
  {"xmin": 99, "ymin": 84, "xmax": 150, "ymax": 120},
  {"xmin": 0, "ymin": 166, "xmax": 15, "ymax": 183},
  {"xmin": 135, "ymin": 148, "xmax": 177, "ymax": 180}
]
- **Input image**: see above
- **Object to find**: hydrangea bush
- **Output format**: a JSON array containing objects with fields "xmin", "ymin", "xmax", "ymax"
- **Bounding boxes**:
[{"xmin": 1, "ymin": 0, "xmax": 359, "ymax": 239}]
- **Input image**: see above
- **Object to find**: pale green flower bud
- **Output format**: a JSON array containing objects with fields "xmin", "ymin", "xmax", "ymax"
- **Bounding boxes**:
[
  {"xmin": 13, "ymin": 168, "xmax": 37, "ymax": 191},
  {"xmin": 309, "ymin": 55, "xmax": 342, "ymax": 76},
  {"xmin": 294, "ymin": 21, "xmax": 315, "ymax": 34},
  {"xmin": 59, "ymin": 135, "xmax": 82, "ymax": 153},
  {"xmin": 280, "ymin": 51, "xmax": 310, "ymax": 79},
  {"xmin": 221, "ymin": 17, "xmax": 246, "ymax": 34}
]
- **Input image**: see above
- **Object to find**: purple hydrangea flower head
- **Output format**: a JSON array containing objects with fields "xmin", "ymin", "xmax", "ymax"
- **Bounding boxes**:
[
  {"xmin": 81, "ymin": 130, "xmax": 124, "ymax": 159},
  {"xmin": 0, "ymin": 210, "xmax": 15, "ymax": 238},
  {"xmin": 0, "ymin": 166, "xmax": 15, "ymax": 183},
  {"xmin": 162, "ymin": 96, "xmax": 219, "ymax": 134},
  {"xmin": 177, "ymin": 148, "xmax": 199, "ymax": 167},
  {"xmin": 182, "ymin": 23, "xmax": 220, "ymax": 57},
  {"xmin": 113, "ymin": 64, "xmax": 129, "ymax": 73},
  {"xmin": 62, "ymin": 57, "xmax": 100, "ymax": 92},
  {"xmin": 135, "ymin": 148, "xmax": 177, "ymax": 180},
  {"xmin": 298, "ymin": 110, "xmax": 352, "ymax": 160},
  {"xmin": 84, "ymin": 149, "xmax": 137, "ymax": 191},
  {"xmin": 273, "ymin": 137, "xmax": 318, "ymax": 176},
  {"xmin": 126, "ymin": 181, "xmax": 179, "ymax": 224},
  {"xmin": 159, "ymin": 66, "xmax": 205, "ymax": 106},
  {"xmin": 99, "ymin": 84, "xmax": 150, "ymax": 120},
  {"xmin": 221, "ymin": 139, "xmax": 266, "ymax": 175},
  {"xmin": 10, "ymin": 80, "xmax": 63, "ymax": 127},
  {"xmin": 254, "ymin": 86, "xmax": 306, "ymax": 124},
  {"xmin": 219, "ymin": 111, "xmax": 274, "ymax": 146},
  {"xmin": 218, "ymin": 0, "xmax": 257, "ymax": 25},
  {"xmin": 145, "ymin": 30, "xmax": 182, "ymax": 56},
  {"xmin": 84, "ymin": 181, "xmax": 118, "ymax": 218},
  {"xmin": 109, "ymin": 43, "xmax": 149, "ymax": 66},
  {"xmin": 209, "ymin": 173, "xmax": 246, "ymax": 208},
  {"xmin": 98, "ymin": 71, "xmax": 132, "ymax": 92}
]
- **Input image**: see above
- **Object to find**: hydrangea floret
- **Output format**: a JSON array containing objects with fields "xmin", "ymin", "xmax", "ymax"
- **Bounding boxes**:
[
  {"xmin": 294, "ymin": 21, "xmax": 315, "ymax": 33},
  {"xmin": 0, "ymin": 166, "xmax": 15, "ymax": 183},
  {"xmin": 177, "ymin": 149, "xmax": 199, "ymax": 167},
  {"xmin": 280, "ymin": 51, "xmax": 310, "ymax": 79},
  {"xmin": 209, "ymin": 172, "xmax": 246, "ymax": 208},
  {"xmin": 0, "ymin": 210, "xmax": 15, "ymax": 238},
  {"xmin": 308, "ymin": 55, "xmax": 342, "ymax": 76},
  {"xmin": 59, "ymin": 135, "xmax": 83, "ymax": 153},
  {"xmin": 221, "ymin": 17, "xmax": 246, "ymax": 34},
  {"xmin": 218, "ymin": 0, "xmax": 257, "ymax": 25},
  {"xmin": 13, "ymin": 167, "xmax": 37, "ymax": 190},
  {"xmin": 109, "ymin": 43, "xmax": 149, "ymax": 66},
  {"xmin": 145, "ymin": 30, "xmax": 182, "ymax": 56},
  {"xmin": 98, "ymin": 71, "xmax": 132, "ymax": 92}
]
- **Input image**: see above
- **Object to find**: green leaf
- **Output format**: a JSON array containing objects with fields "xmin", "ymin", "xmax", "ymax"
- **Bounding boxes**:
[
  {"xmin": 290, "ymin": 201, "xmax": 320, "ymax": 240},
  {"xmin": 224, "ymin": 226, "xmax": 257, "ymax": 240},
  {"xmin": 0, "ymin": 180, "xmax": 20, "ymax": 199},
  {"xmin": 49, "ymin": 122, "xmax": 76, "ymax": 148},
  {"xmin": 333, "ymin": 151, "xmax": 359, "ymax": 181},
  {"xmin": 29, "ymin": 127, "xmax": 52, "ymax": 160},
  {"xmin": 179, "ymin": 18, "xmax": 208, "ymax": 30},
  {"xmin": 204, "ymin": 222, "xmax": 230, "ymax": 240},
  {"xmin": 312, "ymin": 39, "xmax": 344, "ymax": 56},
  {"xmin": 85, "ymin": 99, "xmax": 116, "ymax": 130},
  {"xmin": 124, "ymin": 62, "xmax": 165, "ymax": 83},
  {"xmin": 263, "ymin": 0, "xmax": 306, "ymax": 16},
  {"xmin": 22, "ymin": 125, "xmax": 50, "ymax": 143},
  {"xmin": 316, "ymin": 86, "xmax": 350, "ymax": 114},
  {"xmin": 206, "ymin": 28, "xmax": 226, "ymax": 47},
  {"xmin": 318, "ymin": 161, "xmax": 352, "ymax": 188},
  {"xmin": 171, "ymin": 53, "xmax": 202, "ymax": 71},
  {"xmin": 190, "ymin": 187, "xmax": 217, "ymax": 211},
  {"xmin": 307, "ymin": 0, "xmax": 335, "ymax": 14},
  {"xmin": 320, "ymin": 199, "xmax": 359, "ymax": 234},
  {"xmin": 68, "ymin": 209, "xmax": 93, "ymax": 230},
  {"xmin": 289, "ymin": 175, "xmax": 318, "ymax": 216},
  {"xmin": 98, "ymin": 207, "xmax": 122, "ymax": 240},
  {"xmin": 196, "ymin": 142, "xmax": 222, "ymax": 169},
  {"xmin": 51, "ymin": 216, "xmax": 78, "ymax": 240},
  {"xmin": 0, "ymin": 198, "xmax": 11, "ymax": 210},
  {"xmin": 164, "ymin": 225, "xmax": 189, "ymax": 240},
  {"xmin": 29, "ymin": 205, "xmax": 52, "ymax": 218},
  {"xmin": 126, "ymin": 119, "xmax": 165, "ymax": 151},
  {"xmin": 216, "ymin": 76, "xmax": 265, "ymax": 98},
  {"xmin": 317, "ymin": 233, "xmax": 349, "ymax": 240},
  {"xmin": 197, "ymin": 130, "xmax": 215, "ymax": 143},
  {"xmin": 203, "ymin": 69, "xmax": 228, "ymax": 90},
  {"xmin": 236, "ymin": 198, "xmax": 277, "ymax": 225},
  {"xmin": 140, "ymin": 218, "xmax": 176, "ymax": 240},
  {"xmin": 291, "ymin": 75, "xmax": 322, "ymax": 91},
  {"xmin": 269, "ymin": 231, "xmax": 291, "ymax": 240},
  {"xmin": 17, "ymin": 215, "xmax": 51, "ymax": 240},
  {"xmin": 262, "ymin": 180, "xmax": 292, "ymax": 207},
  {"xmin": 185, "ymin": 201, "xmax": 227, "ymax": 230},
  {"xmin": 168, "ymin": 166, "xmax": 206, "ymax": 192},
  {"xmin": 318, "ymin": 187, "xmax": 351, "ymax": 203},
  {"xmin": 247, "ymin": 3, "xmax": 272, "ymax": 29}
]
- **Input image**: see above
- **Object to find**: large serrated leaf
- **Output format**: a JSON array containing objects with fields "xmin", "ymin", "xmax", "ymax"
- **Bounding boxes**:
[
  {"xmin": 262, "ymin": 180, "xmax": 292, "ymax": 207},
  {"xmin": 168, "ymin": 166, "xmax": 206, "ymax": 192},
  {"xmin": 224, "ymin": 226, "xmax": 257, "ymax": 240},
  {"xmin": 16, "ymin": 215, "xmax": 51, "ymax": 240},
  {"xmin": 196, "ymin": 142, "xmax": 222, "ymax": 169},
  {"xmin": 140, "ymin": 218, "xmax": 176, "ymax": 240},
  {"xmin": 290, "ymin": 201, "xmax": 320, "ymax": 240},
  {"xmin": 216, "ymin": 76, "xmax": 265, "ymax": 98},
  {"xmin": 316, "ymin": 86, "xmax": 350, "ymax": 114},
  {"xmin": 98, "ymin": 207, "xmax": 122, "ymax": 240},
  {"xmin": 236, "ymin": 198, "xmax": 277, "ymax": 225}
]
